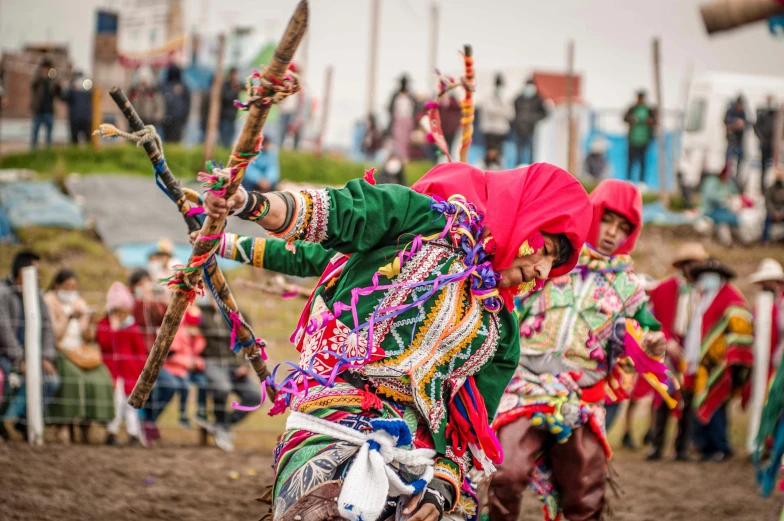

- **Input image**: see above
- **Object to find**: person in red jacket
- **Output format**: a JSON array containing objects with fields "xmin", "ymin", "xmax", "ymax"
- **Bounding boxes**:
[{"xmin": 96, "ymin": 281, "xmax": 147, "ymax": 446}]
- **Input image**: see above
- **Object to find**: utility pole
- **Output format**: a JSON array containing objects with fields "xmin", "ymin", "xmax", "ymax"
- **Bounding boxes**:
[
  {"xmin": 652, "ymin": 37, "xmax": 669, "ymax": 205},
  {"xmin": 427, "ymin": 0, "xmax": 440, "ymax": 92},
  {"xmin": 367, "ymin": 0, "xmax": 381, "ymax": 117},
  {"xmin": 203, "ymin": 33, "xmax": 226, "ymax": 163},
  {"xmin": 565, "ymin": 40, "xmax": 577, "ymax": 175}
]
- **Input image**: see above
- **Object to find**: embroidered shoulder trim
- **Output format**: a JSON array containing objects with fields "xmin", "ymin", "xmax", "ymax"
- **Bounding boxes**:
[{"xmin": 304, "ymin": 189, "xmax": 330, "ymax": 243}]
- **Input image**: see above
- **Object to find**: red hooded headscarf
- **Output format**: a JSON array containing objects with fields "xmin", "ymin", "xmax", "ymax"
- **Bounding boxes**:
[
  {"xmin": 412, "ymin": 162, "xmax": 592, "ymax": 308},
  {"xmin": 586, "ymin": 179, "xmax": 643, "ymax": 256}
]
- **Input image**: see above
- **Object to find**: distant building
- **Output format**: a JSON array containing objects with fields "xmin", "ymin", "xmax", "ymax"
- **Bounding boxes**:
[{"xmin": 0, "ymin": 43, "xmax": 73, "ymax": 119}]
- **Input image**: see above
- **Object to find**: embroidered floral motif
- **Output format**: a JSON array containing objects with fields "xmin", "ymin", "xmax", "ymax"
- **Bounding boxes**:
[{"xmin": 303, "ymin": 189, "xmax": 330, "ymax": 243}]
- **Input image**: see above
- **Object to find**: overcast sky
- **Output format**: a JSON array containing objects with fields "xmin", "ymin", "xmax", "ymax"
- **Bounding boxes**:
[{"xmin": 1, "ymin": 0, "xmax": 782, "ymax": 145}]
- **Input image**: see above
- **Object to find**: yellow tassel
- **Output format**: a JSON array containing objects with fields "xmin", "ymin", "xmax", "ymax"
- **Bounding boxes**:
[
  {"xmin": 518, "ymin": 240, "xmax": 534, "ymax": 257},
  {"xmin": 378, "ymin": 257, "xmax": 401, "ymax": 279},
  {"xmin": 517, "ymin": 279, "xmax": 536, "ymax": 294}
]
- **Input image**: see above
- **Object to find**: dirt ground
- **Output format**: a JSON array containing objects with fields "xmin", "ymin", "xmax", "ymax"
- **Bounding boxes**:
[{"xmin": 2, "ymin": 438, "xmax": 783, "ymax": 521}]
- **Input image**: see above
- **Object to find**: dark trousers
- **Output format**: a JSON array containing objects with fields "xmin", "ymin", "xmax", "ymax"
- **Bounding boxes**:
[
  {"xmin": 218, "ymin": 119, "xmax": 236, "ymax": 148},
  {"xmin": 488, "ymin": 417, "xmax": 606, "ymax": 521},
  {"xmin": 761, "ymin": 144, "xmax": 773, "ymax": 185},
  {"xmin": 515, "ymin": 133, "xmax": 534, "ymax": 165},
  {"xmin": 204, "ymin": 361, "xmax": 261, "ymax": 428},
  {"xmin": 485, "ymin": 133, "xmax": 507, "ymax": 153},
  {"xmin": 693, "ymin": 403, "xmax": 731, "ymax": 456},
  {"xmin": 70, "ymin": 120, "xmax": 92, "ymax": 144},
  {"xmin": 163, "ymin": 121, "xmax": 185, "ymax": 143},
  {"xmin": 31, "ymin": 112, "xmax": 54, "ymax": 148},
  {"xmin": 627, "ymin": 143, "xmax": 648, "ymax": 183}
]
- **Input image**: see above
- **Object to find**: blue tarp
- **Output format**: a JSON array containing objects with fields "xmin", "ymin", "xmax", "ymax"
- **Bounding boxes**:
[
  {"xmin": 0, "ymin": 205, "xmax": 16, "ymax": 243},
  {"xmin": 0, "ymin": 181, "xmax": 85, "ymax": 230}
]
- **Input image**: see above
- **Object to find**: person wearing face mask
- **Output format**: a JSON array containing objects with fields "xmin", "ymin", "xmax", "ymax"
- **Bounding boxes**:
[
  {"xmin": 0, "ymin": 251, "xmax": 60, "ymax": 442},
  {"xmin": 679, "ymin": 259, "xmax": 753, "ymax": 462},
  {"xmin": 642, "ymin": 243, "xmax": 710, "ymax": 460},
  {"xmin": 488, "ymin": 179, "xmax": 667, "ymax": 521},
  {"xmin": 96, "ymin": 281, "xmax": 148, "ymax": 446},
  {"xmin": 43, "ymin": 269, "xmax": 114, "ymax": 444},
  {"xmin": 512, "ymin": 77, "xmax": 548, "ymax": 165},
  {"xmin": 203, "ymin": 161, "xmax": 591, "ymax": 521},
  {"xmin": 377, "ymin": 154, "xmax": 407, "ymax": 185}
]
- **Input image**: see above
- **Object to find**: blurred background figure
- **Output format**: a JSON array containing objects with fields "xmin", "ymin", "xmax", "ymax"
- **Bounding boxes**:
[
  {"xmin": 480, "ymin": 72, "xmax": 513, "ymax": 154},
  {"xmin": 360, "ymin": 114, "xmax": 383, "ymax": 161},
  {"xmin": 701, "ymin": 166, "xmax": 740, "ymax": 245},
  {"xmin": 44, "ymin": 269, "xmax": 113, "ymax": 445},
  {"xmin": 387, "ymin": 74, "xmax": 416, "ymax": 163},
  {"xmin": 0, "ymin": 252, "xmax": 59, "ymax": 442},
  {"xmin": 376, "ymin": 154, "xmax": 406, "ymax": 185},
  {"xmin": 513, "ymin": 77, "xmax": 548, "ymax": 165},
  {"xmin": 128, "ymin": 66, "xmax": 164, "ymax": 136},
  {"xmin": 30, "ymin": 57, "xmax": 61, "ymax": 149},
  {"xmin": 723, "ymin": 95, "xmax": 748, "ymax": 188},
  {"xmin": 60, "ymin": 70, "xmax": 93, "ymax": 145},
  {"xmin": 438, "ymin": 91, "xmax": 462, "ymax": 158},
  {"xmin": 623, "ymin": 89, "xmax": 656, "ymax": 184},
  {"xmin": 754, "ymin": 95, "xmax": 778, "ymax": 188},
  {"xmin": 161, "ymin": 64, "xmax": 191, "ymax": 143},
  {"xmin": 96, "ymin": 281, "xmax": 147, "ymax": 447},
  {"xmin": 583, "ymin": 135, "xmax": 610, "ymax": 180},
  {"xmin": 278, "ymin": 62, "xmax": 305, "ymax": 150},
  {"xmin": 242, "ymin": 135, "xmax": 280, "ymax": 192},
  {"xmin": 763, "ymin": 167, "xmax": 784, "ymax": 245},
  {"xmin": 218, "ymin": 67, "xmax": 241, "ymax": 148}
]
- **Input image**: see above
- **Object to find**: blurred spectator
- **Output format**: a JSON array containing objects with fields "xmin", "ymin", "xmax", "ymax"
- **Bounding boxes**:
[
  {"xmin": 278, "ymin": 63, "xmax": 306, "ymax": 150},
  {"xmin": 724, "ymin": 96, "xmax": 748, "ymax": 186},
  {"xmin": 513, "ymin": 77, "xmax": 548, "ymax": 165},
  {"xmin": 161, "ymin": 65, "xmax": 191, "ymax": 143},
  {"xmin": 60, "ymin": 70, "xmax": 93, "ymax": 145},
  {"xmin": 388, "ymin": 75, "xmax": 416, "ymax": 163},
  {"xmin": 128, "ymin": 66, "xmax": 164, "ymax": 133},
  {"xmin": 96, "ymin": 282, "xmax": 147, "ymax": 446},
  {"xmin": 361, "ymin": 114, "xmax": 383, "ymax": 161},
  {"xmin": 0, "ymin": 251, "xmax": 59, "ymax": 441},
  {"xmin": 242, "ymin": 136, "xmax": 280, "ymax": 192},
  {"xmin": 377, "ymin": 154, "xmax": 406, "ymax": 185},
  {"xmin": 44, "ymin": 269, "xmax": 113, "ymax": 444},
  {"xmin": 30, "ymin": 57, "xmax": 61, "ymax": 149},
  {"xmin": 749, "ymin": 259, "xmax": 784, "ymax": 371},
  {"xmin": 583, "ymin": 136, "xmax": 609, "ymax": 180},
  {"xmin": 146, "ymin": 238, "xmax": 179, "ymax": 282},
  {"xmin": 171, "ymin": 306, "xmax": 207, "ymax": 429},
  {"xmin": 701, "ymin": 167, "xmax": 740, "ymax": 243},
  {"xmin": 219, "ymin": 67, "xmax": 241, "ymax": 148},
  {"xmin": 475, "ymin": 146, "xmax": 504, "ymax": 171},
  {"xmin": 438, "ymin": 93, "xmax": 462, "ymax": 156},
  {"xmin": 755, "ymin": 95, "xmax": 778, "ymax": 187},
  {"xmin": 197, "ymin": 298, "xmax": 261, "ymax": 452},
  {"xmin": 623, "ymin": 89, "xmax": 656, "ymax": 184},
  {"xmin": 129, "ymin": 269, "xmax": 167, "ymax": 351},
  {"xmin": 480, "ymin": 73, "xmax": 513, "ymax": 153},
  {"xmin": 763, "ymin": 167, "xmax": 784, "ymax": 244},
  {"xmin": 681, "ymin": 259, "xmax": 752, "ymax": 462}
]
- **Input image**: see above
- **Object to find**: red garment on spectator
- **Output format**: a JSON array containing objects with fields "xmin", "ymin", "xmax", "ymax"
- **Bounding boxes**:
[
  {"xmin": 133, "ymin": 298, "xmax": 167, "ymax": 350},
  {"xmin": 96, "ymin": 317, "xmax": 148, "ymax": 395},
  {"xmin": 164, "ymin": 323, "xmax": 206, "ymax": 379}
]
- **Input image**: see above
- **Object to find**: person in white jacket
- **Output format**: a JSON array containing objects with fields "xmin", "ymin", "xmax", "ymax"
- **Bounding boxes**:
[{"xmin": 480, "ymin": 73, "xmax": 514, "ymax": 155}]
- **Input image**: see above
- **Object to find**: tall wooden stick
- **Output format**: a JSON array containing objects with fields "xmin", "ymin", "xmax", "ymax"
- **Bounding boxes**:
[
  {"xmin": 773, "ymin": 106, "xmax": 784, "ymax": 169},
  {"xmin": 459, "ymin": 45, "xmax": 474, "ymax": 163},
  {"xmin": 565, "ymin": 40, "xmax": 577, "ymax": 175},
  {"xmin": 129, "ymin": 0, "xmax": 309, "ymax": 408},
  {"xmin": 653, "ymin": 37, "xmax": 670, "ymax": 205},
  {"xmin": 203, "ymin": 34, "xmax": 226, "ymax": 164},
  {"xmin": 367, "ymin": 0, "xmax": 381, "ymax": 117},
  {"xmin": 316, "ymin": 65, "xmax": 334, "ymax": 156}
]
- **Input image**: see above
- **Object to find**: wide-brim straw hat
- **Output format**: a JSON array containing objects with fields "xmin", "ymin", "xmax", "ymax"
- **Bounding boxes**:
[
  {"xmin": 689, "ymin": 258, "xmax": 736, "ymax": 281},
  {"xmin": 672, "ymin": 242, "xmax": 709, "ymax": 268},
  {"xmin": 750, "ymin": 258, "xmax": 784, "ymax": 284}
]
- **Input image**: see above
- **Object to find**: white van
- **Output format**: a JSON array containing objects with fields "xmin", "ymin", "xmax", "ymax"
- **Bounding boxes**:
[{"xmin": 678, "ymin": 72, "xmax": 784, "ymax": 195}]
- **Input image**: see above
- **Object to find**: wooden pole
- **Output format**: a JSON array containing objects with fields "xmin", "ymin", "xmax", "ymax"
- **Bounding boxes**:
[
  {"xmin": 316, "ymin": 65, "xmax": 334, "ymax": 156},
  {"xmin": 427, "ymin": 0, "xmax": 440, "ymax": 92},
  {"xmin": 203, "ymin": 34, "xmax": 226, "ymax": 163},
  {"xmin": 129, "ymin": 0, "xmax": 309, "ymax": 408},
  {"xmin": 773, "ymin": 106, "xmax": 784, "ymax": 168},
  {"xmin": 367, "ymin": 0, "xmax": 381, "ymax": 117},
  {"xmin": 700, "ymin": 0, "xmax": 784, "ymax": 34},
  {"xmin": 565, "ymin": 40, "xmax": 577, "ymax": 175},
  {"xmin": 653, "ymin": 37, "xmax": 669, "ymax": 205}
]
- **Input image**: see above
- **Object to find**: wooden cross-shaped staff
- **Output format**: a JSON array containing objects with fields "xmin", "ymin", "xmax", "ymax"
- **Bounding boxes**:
[{"xmin": 128, "ymin": 0, "xmax": 309, "ymax": 408}]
